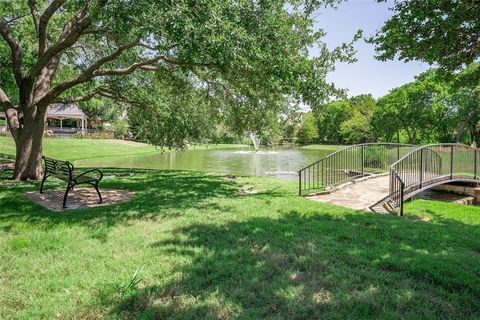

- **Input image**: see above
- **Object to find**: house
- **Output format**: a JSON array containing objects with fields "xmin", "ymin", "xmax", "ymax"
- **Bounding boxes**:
[{"xmin": 0, "ymin": 104, "xmax": 89, "ymax": 136}]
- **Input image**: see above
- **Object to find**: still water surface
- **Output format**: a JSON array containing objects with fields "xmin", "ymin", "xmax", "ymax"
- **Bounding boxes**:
[{"xmin": 78, "ymin": 146, "xmax": 338, "ymax": 180}]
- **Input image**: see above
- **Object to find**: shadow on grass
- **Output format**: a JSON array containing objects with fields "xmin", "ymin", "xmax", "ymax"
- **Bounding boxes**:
[
  {"xmin": 0, "ymin": 168, "xmax": 286, "ymax": 231},
  {"xmin": 108, "ymin": 210, "xmax": 480, "ymax": 319},
  {"xmin": 0, "ymin": 169, "xmax": 218, "ymax": 213},
  {"xmin": 2, "ymin": 168, "xmax": 480, "ymax": 318}
]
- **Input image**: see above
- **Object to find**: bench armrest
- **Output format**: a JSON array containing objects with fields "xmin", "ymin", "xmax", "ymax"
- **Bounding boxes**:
[{"xmin": 75, "ymin": 168, "xmax": 103, "ymax": 182}]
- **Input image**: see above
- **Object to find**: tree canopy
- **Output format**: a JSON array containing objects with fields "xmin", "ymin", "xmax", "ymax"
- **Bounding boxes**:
[
  {"xmin": 313, "ymin": 94, "xmax": 375, "ymax": 144},
  {"xmin": 371, "ymin": 0, "xmax": 480, "ymax": 82},
  {"xmin": 0, "ymin": 0, "xmax": 355, "ymax": 179}
]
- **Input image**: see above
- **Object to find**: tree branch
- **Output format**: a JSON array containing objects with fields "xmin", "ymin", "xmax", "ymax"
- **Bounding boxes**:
[
  {"xmin": 97, "ymin": 88, "xmax": 142, "ymax": 106},
  {"xmin": 82, "ymin": 27, "xmax": 112, "ymax": 35},
  {"xmin": 117, "ymin": 55, "xmax": 220, "ymax": 72},
  {"xmin": 30, "ymin": 12, "xmax": 91, "ymax": 79},
  {"xmin": 28, "ymin": 0, "xmax": 40, "ymax": 36},
  {"xmin": 39, "ymin": 48, "xmax": 219, "ymax": 105},
  {"xmin": 0, "ymin": 88, "xmax": 20, "ymax": 140},
  {"xmin": 37, "ymin": 39, "xmax": 142, "ymax": 104},
  {"xmin": 38, "ymin": 0, "xmax": 66, "ymax": 54},
  {"xmin": 161, "ymin": 56, "xmax": 219, "ymax": 69},
  {"xmin": 0, "ymin": 18, "xmax": 23, "ymax": 86},
  {"xmin": 29, "ymin": 1, "xmax": 96, "ymax": 79},
  {"xmin": 3, "ymin": 14, "xmax": 28, "ymax": 25},
  {"xmin": 83, "ymin": 38, "xmax": 142, "ymax": 75},
  {"xmin": 94, "ymin": 56, "xmax": 163, "ymax": 76},
  {"xmin": 53, "ymin": 86, "xmax": 141, "ymax": 106},
  {"xmin": 52, "ymin": 86, "xmax": 109, "ymax": 104}
]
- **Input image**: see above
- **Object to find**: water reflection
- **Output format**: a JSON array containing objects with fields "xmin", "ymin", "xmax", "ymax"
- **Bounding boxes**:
[{"xmin": 81, "ymin": 146, "xmax": 336, "ymax": 180}]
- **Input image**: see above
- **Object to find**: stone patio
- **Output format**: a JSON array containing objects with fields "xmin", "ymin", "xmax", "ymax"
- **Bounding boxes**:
[{"xmin": 24, "ymin": 188, "xmax": 133, "ymax": 211}]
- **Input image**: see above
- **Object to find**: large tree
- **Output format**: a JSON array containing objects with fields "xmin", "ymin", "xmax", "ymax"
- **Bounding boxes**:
[
  {"xmin": 451, "ymin": 85, "xmax": 480, "ymax": 144},
  {"xmin": 371, "ymin": 0, "xmax": 480, "ymax": 82},
  {"xmin": 372, "ymin": 70, "xmax": 453, "ymax": 144},
  {"xmin": 0, "ymin": 0, "xmax": 354, "ymax": 180},
  {"xmin": 296, "ymin": 112, "xmax": 318, "ymax": 145},
  {"xmin": 313, "ymin": 94, "xmax": 375, "ymax": 144}
]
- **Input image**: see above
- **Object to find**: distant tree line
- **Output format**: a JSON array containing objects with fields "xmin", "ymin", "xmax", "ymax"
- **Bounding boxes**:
[{"xmin": 296, "ymin": 64, "xmax": 480, "ymax": 147}]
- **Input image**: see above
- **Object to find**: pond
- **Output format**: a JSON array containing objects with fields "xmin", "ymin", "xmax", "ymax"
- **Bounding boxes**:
[{"xmin": 77, "ymin": 146, "xmax": 340, "ymax": 180}]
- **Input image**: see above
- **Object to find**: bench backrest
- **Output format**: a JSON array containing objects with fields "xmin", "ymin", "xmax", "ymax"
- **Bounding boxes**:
[{"xmin": 43, "ymin": 156, "xmax": 74, "ymax": 180}]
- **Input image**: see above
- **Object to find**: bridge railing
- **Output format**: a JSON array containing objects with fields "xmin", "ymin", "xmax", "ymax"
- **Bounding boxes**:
[
  {"xmin": 389, "ymin": 144, "xmax": 480, "ymax": 215},
  {"xmin": 298, "ymin": 143, "xmax": 417, "ymax": 195}
]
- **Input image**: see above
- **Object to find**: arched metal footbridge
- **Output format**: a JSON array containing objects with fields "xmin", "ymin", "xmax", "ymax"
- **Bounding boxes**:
[{"xmin": 298, "ymin": 143, "xmax": 480, "ymax": 215}]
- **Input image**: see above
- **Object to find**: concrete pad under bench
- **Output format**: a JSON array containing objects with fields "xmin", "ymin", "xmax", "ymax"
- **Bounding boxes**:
[{"xmin": 24, "ymin": 188, "xmax": 133, "ymax": 211}]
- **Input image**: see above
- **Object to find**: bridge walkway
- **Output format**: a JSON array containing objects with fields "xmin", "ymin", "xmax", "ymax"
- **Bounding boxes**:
[{"xmin": 307, "ymin": 175, "xmax": 390, "ymax": 213}]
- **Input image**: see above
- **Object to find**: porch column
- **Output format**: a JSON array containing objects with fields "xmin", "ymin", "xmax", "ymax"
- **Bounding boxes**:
[{"xmin": 81, "ymin": 116, "xmax": 86, "ymax": 135}]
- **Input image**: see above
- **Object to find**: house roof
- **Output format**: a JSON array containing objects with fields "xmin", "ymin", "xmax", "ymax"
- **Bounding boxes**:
[
  {"xmin": 0, "ymin": 104, "xmax": 87, "ymax": 120},
  {"xmin": 46, "ymin": 104, "xmax": 86, "ymax": 119}
]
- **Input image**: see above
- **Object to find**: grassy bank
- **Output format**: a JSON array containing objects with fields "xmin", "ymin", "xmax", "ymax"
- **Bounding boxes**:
[
  {"xmin": 1, "ymin": 167, "xmax": 480, "ymax": 319},
  {"xmin": 0, "ymin": 136, "xmax": 247, "ymax": 165},
  {"xmin": 0, "ymin": 136, "xmax": 160, "ymax": 162},
  {"xmin": 300, "ymin": 144, "xmax": 344, "ymax": 151}
]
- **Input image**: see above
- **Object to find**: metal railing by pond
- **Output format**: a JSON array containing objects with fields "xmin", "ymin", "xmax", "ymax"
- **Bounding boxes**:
[
  {"xmin": 298, "ymin": 143, "xmax": 417, "ymax": 196},
  {"xmin": 389, "ymin": 144, "xmax": 480, "ymax": 216}
]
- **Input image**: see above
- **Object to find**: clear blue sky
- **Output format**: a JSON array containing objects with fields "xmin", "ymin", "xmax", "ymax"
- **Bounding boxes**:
[{"xmin": 312, "ymin": 0, "xmax": 429, "ymax": 98}]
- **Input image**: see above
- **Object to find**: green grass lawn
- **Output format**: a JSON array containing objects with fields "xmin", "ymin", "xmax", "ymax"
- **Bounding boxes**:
[
  {"xmin": 1, "ymin": 138, "xmax": 480, "ymax": 318},
  {"xmin": 0, "ymin": 136, "xmax": 247, "ymax": 165},
  {"xmin": 0, "ymin": 136, "xmax": 159, "ymax": 162},
  {"xmin": 1, "ymin": 169, "xmax": 480, "ymax": 319}
]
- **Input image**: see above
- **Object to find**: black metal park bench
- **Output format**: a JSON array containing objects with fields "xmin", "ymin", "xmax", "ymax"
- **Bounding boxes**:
[{"xmin": 40, "ymin": 156, "xmax": 103, "ymax": 208}]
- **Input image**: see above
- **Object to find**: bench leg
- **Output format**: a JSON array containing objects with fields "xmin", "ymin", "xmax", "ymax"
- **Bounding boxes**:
[
  {"xmin": 94, "ymin": 182, "xmax": 102, "ymax": 204},
  {"xmin": 40, "ymin": 174, "xmax": 49, "ymax": 193},
  {"xmin": 63, "ymin": 184, "xmax": 72, "ymax": 209}
]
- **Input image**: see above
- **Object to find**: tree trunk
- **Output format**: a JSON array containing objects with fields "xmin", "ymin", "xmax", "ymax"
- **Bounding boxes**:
[
  {"xmin": 12, "ymin": 107, "xmax": 47, "ymax": 180},
  {"xmin": 404, "ymin": 128, "xmax": 413, "ymax": 144},
  {"xmin": 456, "ymin": 110, "xmax": 475, "ymax": 143},
  {"xmin": 470, "ymin": 127, "xmax": 480, "ymax": 149}
]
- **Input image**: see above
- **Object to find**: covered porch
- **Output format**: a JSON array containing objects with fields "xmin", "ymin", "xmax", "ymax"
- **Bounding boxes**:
[
  {"xmin": 0, "ymin": 104, "xmax": 89, "ymax": 137},
  {"xmin": 45, "ymin": 104, "xmax": 88, "ymax": 136}
]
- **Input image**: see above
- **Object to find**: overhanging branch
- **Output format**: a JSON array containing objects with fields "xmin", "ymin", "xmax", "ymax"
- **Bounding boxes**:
[
  {"xmin": 82, "ymin": 28, "xmax": 112, "ymax": 35},
  {"xmin": 160, "ymin": 56, "xmax": 219, "ymax": 69},
  {"xmin": 97, "ymin": 88, "xmax": 142, "ymax": 106},
  {"xmin": 94, "ymin": 56, "xmax": 163, "ymax": 76},
  {"xmin": 53, "ymin": 86, "xmax": 141, "ymax": 106},
  {"xmin": 36, "ymin": 31, "xmax": 218, "ymax": 105},
  {"xmin": 52, "ymin": 86, "xmax": 109, "ymax": 104},
  {"xmin": 37, "ymin": 39, "xmax": 142, "ymax": 104}
]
